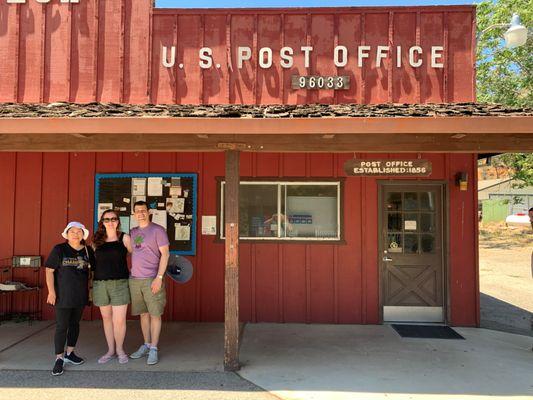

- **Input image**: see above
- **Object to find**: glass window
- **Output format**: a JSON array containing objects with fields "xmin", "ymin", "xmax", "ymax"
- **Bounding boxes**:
[{"xmin": 221, "ymin": 181, "xmax": 341, "ymax": 241}]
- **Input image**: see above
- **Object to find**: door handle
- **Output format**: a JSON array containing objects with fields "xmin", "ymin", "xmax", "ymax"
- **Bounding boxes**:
[{"xmin": 382, "ymin": 256, "xmax": 393, "ymax": 262}]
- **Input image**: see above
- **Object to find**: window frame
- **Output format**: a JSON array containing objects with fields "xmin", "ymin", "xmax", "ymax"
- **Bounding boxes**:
[{"xmin": 218, "ymin": 178, "xmax": 344, "ymax": 242}]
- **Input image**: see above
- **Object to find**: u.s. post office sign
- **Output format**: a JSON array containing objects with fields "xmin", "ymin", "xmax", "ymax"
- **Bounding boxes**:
[{"xmin": 6, "ymin": 0, "xmax": 79, "ymax": 3}]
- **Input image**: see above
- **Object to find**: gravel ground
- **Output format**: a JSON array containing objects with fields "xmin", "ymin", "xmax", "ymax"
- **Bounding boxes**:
[{"xmin": 479, "ymin": 223, "xmax": 532, "ymax": 337}]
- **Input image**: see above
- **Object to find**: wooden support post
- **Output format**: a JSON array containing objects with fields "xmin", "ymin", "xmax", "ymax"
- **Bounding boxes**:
[{"xmin": 224, "ymin": 149, "xmax": 240, "ymax": 371}]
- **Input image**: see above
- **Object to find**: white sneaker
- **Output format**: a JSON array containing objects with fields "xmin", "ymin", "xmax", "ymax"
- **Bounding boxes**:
[
  {"xmin": 130, "ymin": 344, "xmax": 150, "ymax": 359},
  {"xmin": 147, "ymin": 347, "xmax": 158, "ymax": 365}
]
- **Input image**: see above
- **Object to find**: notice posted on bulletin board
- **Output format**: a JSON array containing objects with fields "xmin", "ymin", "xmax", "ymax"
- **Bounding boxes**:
[{"xmin": 95, "ymin": 173, "xmax": 197, "ymax": 255}]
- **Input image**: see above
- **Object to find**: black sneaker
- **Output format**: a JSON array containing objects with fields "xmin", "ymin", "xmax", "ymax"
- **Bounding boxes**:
[
  {"xmin": 52, "ymin": 358, "xmax": 64, "ymax": 376},
  {"xmin": 64, "ymin": 352, "xmax": 85, "ymax": 365}
]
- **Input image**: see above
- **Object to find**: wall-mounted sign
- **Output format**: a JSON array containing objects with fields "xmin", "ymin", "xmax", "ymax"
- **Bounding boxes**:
[
  {"xmin": 162, "ymin": 45, "xmax": 444, "ymax": 71},
  {"xmin": 343, "ymin": 159, "xmax": 432, "ymax": 177},
  {"xmin": 292, "ymin": 75, "xmax": 350, "ymax": 90}
]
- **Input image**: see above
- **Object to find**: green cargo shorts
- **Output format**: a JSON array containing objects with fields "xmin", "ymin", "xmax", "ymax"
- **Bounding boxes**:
[
  {"xmin": 92, "ymin": 279, "xmax": 131, "ymax": 307},
  {"xmin": 129, "ymin": 278, "xmax": 166, "ymax": 317}
]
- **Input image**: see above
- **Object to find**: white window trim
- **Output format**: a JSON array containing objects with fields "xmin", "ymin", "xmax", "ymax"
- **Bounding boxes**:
[{"xmin": 220, "ymin": 181, "xmax": 341, "ymax": 241}]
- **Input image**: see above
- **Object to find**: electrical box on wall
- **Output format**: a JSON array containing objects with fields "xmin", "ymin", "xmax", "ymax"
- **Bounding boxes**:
[{"xmin": 12, "ymin": 256, "xmax": 41, "ymax": 268}]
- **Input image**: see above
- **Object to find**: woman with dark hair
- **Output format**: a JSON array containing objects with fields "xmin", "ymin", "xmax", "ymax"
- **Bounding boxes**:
[
  {"xmin": 92, "ymin": 209, "xmax": 132, "ymax": 364},
  {"xmin": 45, "ymin": 221, "xmax": 94, "ymax": 376}
]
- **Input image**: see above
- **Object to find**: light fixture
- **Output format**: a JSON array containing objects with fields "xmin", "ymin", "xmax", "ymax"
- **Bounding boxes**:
[
  {"xmin": 455, "ymin": 172, "xmax": 468, "ymax": 191},
  {"xmin": 479, "ymin": 13, "xmax": 529, "ymax": 49},
  {"xmin": 503, "ymin": 14, "xmax": 528, "ymax": 49}
]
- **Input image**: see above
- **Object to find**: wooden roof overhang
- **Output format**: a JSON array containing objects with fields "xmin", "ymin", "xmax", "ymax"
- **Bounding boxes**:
[{"xmin": 1, "ymin": 116, "xmax": 532, "ymax": 152}]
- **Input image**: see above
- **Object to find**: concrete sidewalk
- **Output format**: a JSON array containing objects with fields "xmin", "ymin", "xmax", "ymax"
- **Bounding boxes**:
[{"xmin": 0, "ymin": 321, "xmax": 532, "ymax": 400}]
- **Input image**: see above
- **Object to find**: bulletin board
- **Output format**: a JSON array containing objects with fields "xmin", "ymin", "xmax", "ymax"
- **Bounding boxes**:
[{"xmin": 94, "ymin": 173, "xmax": 197, "ymax": 255}]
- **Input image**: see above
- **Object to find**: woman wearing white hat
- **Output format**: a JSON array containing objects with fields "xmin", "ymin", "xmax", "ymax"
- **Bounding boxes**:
[{"xmin": 44, "ymin": 221, "xmax": 95, "ymax": 376}]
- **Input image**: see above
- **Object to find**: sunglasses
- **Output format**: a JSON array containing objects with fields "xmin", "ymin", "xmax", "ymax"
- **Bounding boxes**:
[{"xmin": 102, "ymin": 217, "xmax": 119, "ymax": 223}]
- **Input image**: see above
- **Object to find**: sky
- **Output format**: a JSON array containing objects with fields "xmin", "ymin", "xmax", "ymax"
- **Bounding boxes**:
[{"xmin": 156, "ymin": 0, "xmax": 476, "ymax": 9}]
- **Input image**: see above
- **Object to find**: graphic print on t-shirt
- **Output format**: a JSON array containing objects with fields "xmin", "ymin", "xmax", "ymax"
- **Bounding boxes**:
[
  {"xmin": 134, "ymin": 233, "xmax": 144, "ymax": 249},
  {"xmin": 62, "ymin": 255, "xmax": 89, "ymax": 270}
]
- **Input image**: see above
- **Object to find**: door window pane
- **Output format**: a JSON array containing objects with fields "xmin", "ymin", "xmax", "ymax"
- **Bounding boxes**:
[
  {"xmin": 387, "ymin": 234, "xmax": 403, "ymax": 253},
  {"xmin": 386, "ymin": 192, "xmax": 402, "ymax": 211},
  {"xmin": 387, "ymin": 213, "xmax": 402, "ymax": 231},
  {"xmin": 420, "ymin": 192, "xmax": 435, "ymax": 210},
  {"xmin": 421, "ymin": 234, "xmax": 435, "ymax": 253},
  {"xmin": 404, "ymin": 234, "xmax": 419, "ymax": 254},
  {"xmin": 420, "ymin": 213, "xmax": 435, "ymax": 233},
  {"xmin": 285, "ymin": 185, "xmax": 338, "ymax": 239},
  {"xmin": 404, "ymin": 192, "xmax": 419, "ymax": 210},
  {"xmin": 404, "ymin": 213, "xmax": 419, "ymax": 232}
]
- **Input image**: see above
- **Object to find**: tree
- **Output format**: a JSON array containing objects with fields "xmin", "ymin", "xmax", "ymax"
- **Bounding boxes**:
[
  {"xmin": 476, "ymin": 0, "xmax": 532, "ymax": 107},
  {"xmin": 477, "ymin": 1, "xmax": 532, "ymax": 188}
]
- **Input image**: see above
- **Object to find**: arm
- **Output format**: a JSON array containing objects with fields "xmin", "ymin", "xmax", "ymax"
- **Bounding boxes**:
[
  {"xmin": 151, "ymin": 244, "xmax": 170, "ymax": 294},
  {"xmin": 122, "ymin": 233, "xmax": 133, "ymax": 253},
  {"xmin": 45, "ymin": 267, "xmax": 56, "ymax": 305}
]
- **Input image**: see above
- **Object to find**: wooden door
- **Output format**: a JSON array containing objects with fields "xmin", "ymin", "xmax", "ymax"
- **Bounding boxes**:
[{"xmin": 380, "ymin": 184, "xmax": 445, "ymax": 323}]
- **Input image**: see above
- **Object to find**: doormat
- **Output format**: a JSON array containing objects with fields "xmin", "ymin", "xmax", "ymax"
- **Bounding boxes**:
[{"xmin": 391, "ymin": 324, "xmax": 465, "ymax": 339}]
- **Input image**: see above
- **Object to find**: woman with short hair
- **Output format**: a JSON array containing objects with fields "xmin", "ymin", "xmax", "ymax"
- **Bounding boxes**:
[{"xmin": 45, "ymin": 221, "xmax": 94, "ymax": 376}]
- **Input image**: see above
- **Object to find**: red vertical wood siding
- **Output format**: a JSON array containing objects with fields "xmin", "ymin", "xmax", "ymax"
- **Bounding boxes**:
[
  {"xmin": 0, "ymin": 151, "xmax": 478, "ymax": 326},
  {"xmin": 0, "ymin": 4, "xmax": 475, "ymax": 104},
  {"xmin": 0, "ymin": 4, "xmax": 478, "ymax": 326}
]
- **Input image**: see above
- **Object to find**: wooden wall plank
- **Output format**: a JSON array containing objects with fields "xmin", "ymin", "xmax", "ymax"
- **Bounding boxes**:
[
  {"xmin": 447, "ymin": 12, "xmax": 474, "ymax": 102},
  {"xmin": 420, "ymin": 12, "xmax": 445, "ymax": 103},
  {"xmin": 0, "ymin": 153, "xmax": 17, "ymax": 260},
  {"xmin": 203, "ymin": 15, "xmax": 228, "ymax": 104},
  {"xmin": 310, "ymin": 14, "xmax": 335, "ymax": 104},
  {"xmin": 0, "ymin": 3, "xmax": 19, "ymax": 102},
  {"xmin": 176, "ymin": 15, "xmax": 201, "ymax": 104},
  {"xmin": 150, "ymin": 15, "xmax": 177, "ymax": 104},
  {"xmin": 230, "ymin": 15, "xmax": 255, "ymax": 104},
  {"xmin": 392, "ymin": 13, "xmax": 417, "ymax": 103},
  {"xmin": 40, "ymin": 153, "xmax": 69, "ymax": 320},
  {"xmin": 363, "ymin": 13, "xmax": 389, "ymax": 103},
  {"xmin": 256, "ymin": 14, "xmax": 282, "ymax": 104}
]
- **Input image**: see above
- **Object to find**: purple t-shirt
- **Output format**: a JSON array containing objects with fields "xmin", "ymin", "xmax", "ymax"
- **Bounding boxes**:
[{"xmin": 130, "ymin": 223, "xmax": 170, "ymax": 278}]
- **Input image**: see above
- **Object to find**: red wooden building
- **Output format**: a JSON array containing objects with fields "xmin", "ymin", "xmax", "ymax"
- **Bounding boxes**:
[{"xmin": 1, "ymin": 0, "xmax": 532, "ymax": 370}]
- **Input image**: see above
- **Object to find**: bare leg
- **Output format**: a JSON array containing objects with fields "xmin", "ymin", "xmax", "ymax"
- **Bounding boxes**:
[
  {"xmin": 100, "ymin": 305, "xmax": 115, "ymax": 355},
  {"xmin": 140, "ymin": 313, "xmax": 151, "ymax": 344},
  {"xmin": 112, "ymin": 304, "xmax": 128, "ymax": 355},
  {"xmin": 149, "ymin": 315, "xmax": 162, "ymax": 348}
]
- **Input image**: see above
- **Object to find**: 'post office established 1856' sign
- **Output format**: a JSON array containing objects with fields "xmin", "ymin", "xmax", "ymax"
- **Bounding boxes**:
[{"xmin": 343, "ymin": 159, "xmax": 432, "ymax": 177}]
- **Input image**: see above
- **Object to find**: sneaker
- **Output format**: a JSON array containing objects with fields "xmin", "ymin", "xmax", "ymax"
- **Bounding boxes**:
[
  {"xmin": 147, "ymin": 347, "xmax": 158, "ymax": 365},
  {"xmin": 64, "ymin": 351, "xmax": 85, "ymax": 365},
  {"xmin": 130, "ymin": 344, "xmax": 150, "ymax": 359},
  {"xmin": 52, "ymin": 358, "xmax": 64, "ymax": 376}
]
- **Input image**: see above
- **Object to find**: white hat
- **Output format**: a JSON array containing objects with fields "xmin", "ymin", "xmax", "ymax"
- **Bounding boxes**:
[{"xmin": 61, "ymin": 221, "xmax": 89, "ymax": 240}]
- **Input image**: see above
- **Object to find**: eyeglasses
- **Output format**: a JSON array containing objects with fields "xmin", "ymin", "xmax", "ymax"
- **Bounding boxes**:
[{"xmin": 102, "ymin": 217, "xmax": 119, "ymax": 223}]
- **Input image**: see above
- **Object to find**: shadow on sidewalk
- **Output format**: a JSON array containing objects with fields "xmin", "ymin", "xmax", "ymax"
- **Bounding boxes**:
[{"xmin": 480, "ymin": 292, "xmax": 532, "ymax": 337}]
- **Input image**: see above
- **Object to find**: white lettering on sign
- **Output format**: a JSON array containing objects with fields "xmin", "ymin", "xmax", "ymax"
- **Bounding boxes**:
[
  {"xmin": 162, "ymin": 45, "xmax": 446, "ymax": 70},
  {"xmin": 238, "ymin": 47, "xmax": 252, "ymax": 69},
  {"xmin": 7, "ymin": 0, "xmax": 79, "ymax": 3},
  {"xmin": 199, "ymin": 47, "xmax": 213, "ymax": 69}
]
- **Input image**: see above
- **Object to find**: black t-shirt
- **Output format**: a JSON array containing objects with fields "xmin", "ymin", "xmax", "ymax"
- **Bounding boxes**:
[
  {"xmin": 94, "ymin": 233, "xmax": 129, "ymax": 280},
  {"xmin": 45, "ymin": 243, "xmax": 95, "ymax": 308}
]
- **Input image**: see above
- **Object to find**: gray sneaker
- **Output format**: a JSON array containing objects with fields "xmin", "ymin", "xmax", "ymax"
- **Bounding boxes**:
[
  {"xmin": 130, "ymin": 344, "xmax": 150, "ymax": 359},
  {"xmin": 147, "ymin": 347, "xmax": 158, "ymax": 365}
]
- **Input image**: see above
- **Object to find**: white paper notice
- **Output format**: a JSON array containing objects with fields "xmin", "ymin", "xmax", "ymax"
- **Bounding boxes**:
[
  {"xmin": 166, "ymin": 197, "xmax": 185, "ymax": 213},
  {"xmin": 169, "ymin": 186, "xmax": 182, "ymax": 196},
  {"xmin": 120, "ymin": 216, "xmax": 130, "ymax": 232},
  {"xmin": 150, "ymin": 209, "xmax": 167, "ymax": 229},
  {"xmin": 123, "ymin": 198, "xmax": 131, "ymax": 204},
  {"xmin": 202, "ymin": 216, "xmax": 217, "ymax": 235},
  {"xmin": 405, "ymin": 220, "xmax": 417, "ymax": 231},
  {"xmin": 98, "ymin": 203, "xmax": 113, "ymax": 220},
  {"xmin": 147, "ymin": 177, "xmax": 163, "ymax": 196},
  {"xmin": 175, "ymin": 224, "xmax": 191, "ymax": 241},
  {"xmin": 132, "ymin": 178, "xmax": 146, "ymax": 196}
]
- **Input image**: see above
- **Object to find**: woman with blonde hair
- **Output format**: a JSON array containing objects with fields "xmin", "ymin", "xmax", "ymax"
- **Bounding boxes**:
[{"xmin": 92, "ymin": 210, "xmax": 132, "ymax": 364}]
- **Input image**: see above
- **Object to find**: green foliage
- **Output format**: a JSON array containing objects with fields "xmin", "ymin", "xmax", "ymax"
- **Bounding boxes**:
[
  {"xmin": 476, "ymin": 0, "xmax": 532, "ymax": 107},
  {"xmin": 499, "ymin": 153, "xmax": 533, "ymax": 187}
]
